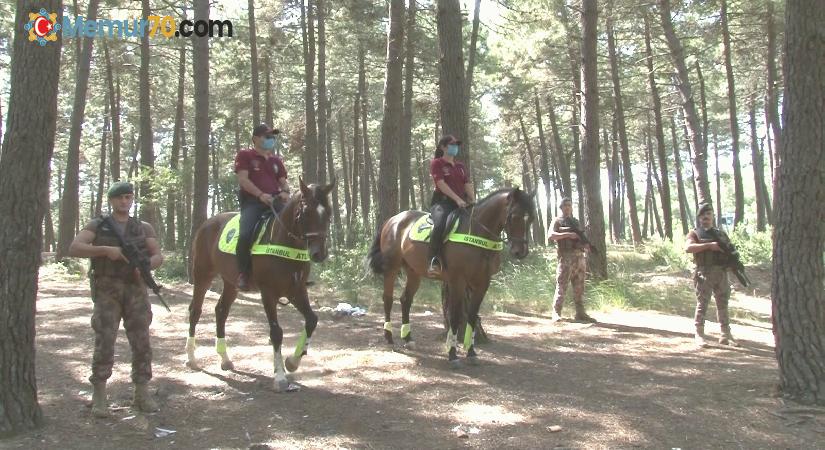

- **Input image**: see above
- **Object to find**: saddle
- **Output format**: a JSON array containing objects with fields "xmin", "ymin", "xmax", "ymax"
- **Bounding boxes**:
[
  {"xmin": 218, "ymin": 211, "xmax": 309, "ymax": 261},
  {"xmin": 408, "ymin": 210, "xmax": 461, "ymax": 243}
]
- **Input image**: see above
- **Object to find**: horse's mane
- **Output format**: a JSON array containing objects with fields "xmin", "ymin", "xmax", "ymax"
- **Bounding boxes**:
[{"xmin": 476, "ymin": 187, "xmax": 535, "ymax": 220}]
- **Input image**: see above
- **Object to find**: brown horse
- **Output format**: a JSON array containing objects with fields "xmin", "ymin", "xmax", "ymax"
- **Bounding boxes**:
[
  {"xmin": 366, "ymin": 187, "xmax": 535, "ymax": 367},
  {"xmin": 186, "ymin": 178, "xmax": 335, "ymax": 391}
]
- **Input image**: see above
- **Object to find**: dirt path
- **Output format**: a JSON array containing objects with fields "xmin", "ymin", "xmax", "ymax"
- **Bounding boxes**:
[{"xmin": 4, "ymin": 274, "xmax": 823, "ymax": 449}]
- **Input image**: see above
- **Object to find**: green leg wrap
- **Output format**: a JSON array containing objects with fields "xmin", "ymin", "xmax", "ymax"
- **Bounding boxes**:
[
  {"xmin": 215, "ymin": 337, "xmax": 227, "ymax": 354},
  {"xmin": 383, "ymin": 321, "xmax": 393, "ymax": 334},
  {"xmin": 463, "ymin": 324, "xmax": 474, "ymax": 349},
  {"xmin": 400, "ymin": 323, "xmax": 411, "ymax": 339},
  {"xmin": 293, "ymin": 329, "xmax": 308, "ymax": 360}
]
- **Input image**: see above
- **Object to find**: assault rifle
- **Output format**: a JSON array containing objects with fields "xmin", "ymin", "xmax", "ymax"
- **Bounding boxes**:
[
  {"xmin": 558, "ymin": 217, "xmax": 599, "ymax": 255},
  {"xmin": 102, "ymin": 216, "xmax": 171, "ymax": 312},
  {"xmin": 702, "ymin": 227, "xmax": 750, "ymax": 288}
]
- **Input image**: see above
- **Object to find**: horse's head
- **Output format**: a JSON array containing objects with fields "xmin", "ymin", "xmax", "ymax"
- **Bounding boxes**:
[
  {"xmin": 296, "ymin": 176, "xmax": 336, "ymax": 262},
  {"xmin": 504, "ymin": 187, "xmax": 535, "ymax": 259}
]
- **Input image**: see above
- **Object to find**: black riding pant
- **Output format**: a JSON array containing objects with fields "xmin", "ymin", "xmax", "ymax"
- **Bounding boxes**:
[
  {"xmin": 429, "ymin": 199, "xmax": 459, "ymax": 259},
  {"xmin": 237, "ymin": 199, "xmax": 269, "ymax": 275}
]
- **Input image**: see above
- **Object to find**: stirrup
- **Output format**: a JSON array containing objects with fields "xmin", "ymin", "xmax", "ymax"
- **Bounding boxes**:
[{"xmin": 427, "ymin": 257, "xmax": 442, "ymax": 275}]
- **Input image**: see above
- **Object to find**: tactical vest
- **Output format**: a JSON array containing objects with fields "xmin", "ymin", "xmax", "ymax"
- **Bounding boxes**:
[
  {"xmin": 693, "ymin": 227, "xmax": 726, "ymax": 267},
  {"xmin": 91, "ymin": 216, "xmax": 148, "ymax": 280},
  {"xmin": 555, "ymin": 216, "xmax": 585, "ymax": 254}
]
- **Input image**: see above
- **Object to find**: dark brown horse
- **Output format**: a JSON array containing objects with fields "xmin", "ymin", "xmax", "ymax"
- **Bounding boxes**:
[
  {"xmin": 366, "ymin": 187, "xmax": 535, "ymax": 367},
  {"xmin": 186, "ymin": 178, "xmax": 335, "ymax": 391}
]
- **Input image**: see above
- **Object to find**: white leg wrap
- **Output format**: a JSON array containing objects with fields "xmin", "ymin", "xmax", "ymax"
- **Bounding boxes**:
[
  {"xmin": 445, "ymin": 330, "xmax": 458, "ymax": 352},
  {"xmin": 186, "ymin": 336, "xmax": 197, "ymax": 361},
  {"xmin": 274, "ymin": 350, "xmax": 288, "ymax": 383}
]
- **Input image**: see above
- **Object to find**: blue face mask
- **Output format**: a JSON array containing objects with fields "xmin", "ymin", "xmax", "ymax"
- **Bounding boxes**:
[
  {"xmin": 261, "ymin": 136, "xmax": 277, "ymax": 150},
  {"xmin": 447, "ymin": 144, "xmax": 459, "ymax": 156}
]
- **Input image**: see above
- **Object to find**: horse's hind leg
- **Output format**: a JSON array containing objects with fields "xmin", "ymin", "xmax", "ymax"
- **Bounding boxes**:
[
  {"xmin": 285, "ymin": 286, "xmax": 318, "ymax": 374},
  {"xmin": 382, "ymin": 268, "xmax": 400, "ymax": 346},
  {"xmin": 186, "ymin": 269, "xmax": 214, "ymax": 369},
  {"xmin": 214, "ymin": 279, "xmax": 238, "ymax": 370},
  {"xmin": 399, "ymin": 270, "xmax": 422, "ymax": 349},
  {"xmin": 445, "ymin": 277, "xmax": 467, "ymax": 369},
  {"xmin": 464, "ymin": 280, "xmax": 490, "ymax": 365}
]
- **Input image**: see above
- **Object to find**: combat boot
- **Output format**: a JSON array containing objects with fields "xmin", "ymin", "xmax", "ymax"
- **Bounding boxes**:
[
  {"xmin": 574, "ymin": 303, "xmax": 597, "ymax": 323},
  {"xmin": 719, "ymin": 327, "xmax": 739, "ymax": 347},
  {"xmin": 132, "ymin": 383, "xmax": 159, "ymax": 413},
  {"xmin": 91, "ymin": 382, "xmax": 111, "ymax": 418},
  {"xmin": 694, "ymin": 325, "xmax": 710, "ymax": 348}
]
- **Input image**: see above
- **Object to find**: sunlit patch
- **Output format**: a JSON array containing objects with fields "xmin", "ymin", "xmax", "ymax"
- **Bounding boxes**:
[
  {"xmin": 316, "ymin": 204, "xmax": 326, "ymax": 218},
  {"xmin": 453, "ymin": 402, "xmax": 526, "ymax": 425}
]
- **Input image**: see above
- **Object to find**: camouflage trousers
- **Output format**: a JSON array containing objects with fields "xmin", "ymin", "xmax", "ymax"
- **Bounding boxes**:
[
  {"xmin": 693, "ymin": 266, "xmax": 731, "ymax": 331},
  {"xmin": 89, "ymin": 277, "xmax": 153, "ymax": 384},
  {"xmin": 553, "ymin": 252, "xmax": 587, "ymax": 312}
]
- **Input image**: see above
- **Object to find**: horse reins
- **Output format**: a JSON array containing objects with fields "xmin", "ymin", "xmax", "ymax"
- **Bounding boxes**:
[{"xmin": 268, "ymin": 197, "xmax": 327, "ymax": 244}]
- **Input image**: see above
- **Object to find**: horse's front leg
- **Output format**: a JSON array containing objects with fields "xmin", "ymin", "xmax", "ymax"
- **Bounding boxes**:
[
  {"xmin": 214, "ymin": 282, "xmax": 238, "ymax": 370},
  {"xmin": 445, "ymin": 277, "xmax": 467, "ymax": 369},
  {"xmin": 464, "ymin": 279, "xmax": 490, "ymax": 365},
  {"xmin": 285, "ymin": 285, "xmax": 318, "ymax": 373},
  {"xmin": 260, "ymin": 288, "xmax": 290, "ymax": 392}
]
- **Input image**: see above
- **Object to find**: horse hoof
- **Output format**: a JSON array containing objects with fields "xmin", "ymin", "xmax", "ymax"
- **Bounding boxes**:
[
  {"xmin": 186, "ymin": 360, "xmax": 200, "ymax": 370},
  {"xmin": 402, "ymin": 340, "xmax": 416, "ymax": 351},
  {"xmin": 274, "ymin": 378, "xmax": 291, "ymax": 393},
  {"xmin": 221, "ymin": 360, "xmax": 234, "ymax": 371},
  {"xmin": 466, "ymin": 355, "xmax": 479, "ymax": 366},
  {"xmin": 449, "ymin": 358, "xmax": 463, "ymax": 370},
  {"xmin": 285, "ymin": 356, "xmax": 300, "ymax": 373}
]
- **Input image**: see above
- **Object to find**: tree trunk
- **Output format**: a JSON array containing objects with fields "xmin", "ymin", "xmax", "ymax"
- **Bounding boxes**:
[
  {"xmin": 519, "ymin": 115, "xmax": 545, "ymax": 245},
  {"xmin": 324, "ymin": 100, "xmax": 341, "ymax": 244},
  {"xmin": 533, "ymin": 93, "xmax": 554, "ymax": 222},
  {"xmin": 759, "ymin": 136, "xmax": 773, "ymax": 224},
  {"xmin": 658, "ymin": 0, "xmax": 711, "ymax": 206},
  {"xmin": 137, "ymin": 0, "xmax": 158, "ymax": 230},
  {"xmin": 772, "ymin": 0, "xmax": 825, "ymax": 406},
  {"xmin": 417, "ymin": 145, "xmax": 427, "ymax": 209},
  {"xmin": 166, "ymin": 40, "xmax": 185, "ymax": 251},
  {"xmin": 610, "ymin": 125, "xmax": 623, "ymax": 241},
  {"xmin": 0, "ymin": 0, "xmax": 62, "ymax": 434},
  {"xmin": 545, "ymin": 93, "xmax": 572, "ymax": 196},
  {"xmin": 351, "ymin": 94, "xmax": 361, "ymax": 240},
  {"xmin": 720, "ymin": 0, "xmax": 745, "ymax": 226},
  {"xmin": 607, "ymin": 16, "xmax": 642, "ymax": 245},
  {"xmin": 644, "ymin": 14, "xmax": 673, "ymax": 239},
  {"xmin": 359, "ymin": 44, "xmax": 373, "ymax": 233},
  {"xmin": 647, "ymin": 132, "xmax": 664, "ymax": 238},
  {"xmin": 56, "ymin": 0, "xmax": 100, "ymax": 259},
  {"xmin": 749, "ymin": 94, "xmax": 768, "ymax": 231},
  {"xmin": 300, "ymin": 0, "xmax": 318, "ymax": 182},
  {"xmin": 189, "ymin": 0, "xmax": 211, "ymax": 252},
  {"xmin": 436, "ymin": 0, "xmax": 468, "ymax": 173},
  {"xmin": 179, "ymin": 122, "xmax": 191, "ymax": 249},
  {"xmin": 399, "ymin": 0, "xmax": 416, "ymax": 212},
  {"xmin": 95, "ymin": 101, "xmax": 109, "ymax": 217},
  {"xmin": 559, "ymin": 0, "xmax": 584, "ymax": 219},
  {"xmin": 671, "ymin": 115, "xmax": 690, "ymax": 235},
  {"xmin": 316, "ymin": 0, "xmax": 328, "ymax": 184},
  {"xmin": 765, "ymin": 1, "xmax": 782, "ymax": 177},
  {"xmin": 102, "ymin": 42, "xmax": 121, "ymax": 182},
  {"xmin": 603, "ymin": 127, "xmax": 614, "ymax": 243},
  {"xmin": 713, "ymin": 132, "xmax": 722, "ymax": 222},
  {"xmin": 579, "ymin": 0, "xmax": 606, "ymax": 279},
  {"xmin": 264, "ymin": 52, "xmax": 274, "ymax": 130},
  {"xmin": 463, "ymin": 0, "xmax": 481, "ymax": 179},
  {"xmin": 248, "ymin": 0, "xmax": 261, "ymax": 124},
  {"xmin": 378, "ymin": 0, "xmax": 405, "ymax": 226}
]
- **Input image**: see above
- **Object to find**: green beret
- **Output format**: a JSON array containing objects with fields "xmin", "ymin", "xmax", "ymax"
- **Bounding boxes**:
[
  {"xmin": 107, "ymin": 181, "xmax": 134, "ymax": 198},
  {"xmin": 697, "ymin": 203, "xmax": 713, "ymax": 217}
]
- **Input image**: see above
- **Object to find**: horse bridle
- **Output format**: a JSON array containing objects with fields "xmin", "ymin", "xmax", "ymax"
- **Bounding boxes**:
[
  {"xmin": 466, "ymin": 200, "xmax": 530, "ymax": 247},
  {"xmin": 268, "ymin": 198, "xmax": 327, "ymax": 244}
]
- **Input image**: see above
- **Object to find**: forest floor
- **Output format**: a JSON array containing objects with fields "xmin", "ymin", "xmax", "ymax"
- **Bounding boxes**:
[{"xmin": 4, "ymin": 262, "xmax": 825, "ymax": 449}]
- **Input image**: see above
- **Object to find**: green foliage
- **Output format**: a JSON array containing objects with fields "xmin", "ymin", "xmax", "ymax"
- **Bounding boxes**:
[
  {"xmin": 729, "ymin": 228, "xmax": 772, "ymax": 266},
  {"xmin": 155, "ymin": 252, "xmax": 189, "ymax": 281},
  {"xmin": 648, "ymin": 239, "xmax": 692, "ymax": 272}
]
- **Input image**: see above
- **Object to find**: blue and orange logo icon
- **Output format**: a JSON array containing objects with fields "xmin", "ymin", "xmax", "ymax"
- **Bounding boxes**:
[{"xmin": 25, "ymin": 9, "xmax": 60, "ymax": 46}]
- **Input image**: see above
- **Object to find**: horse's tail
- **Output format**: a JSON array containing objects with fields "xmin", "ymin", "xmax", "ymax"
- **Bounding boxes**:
[{"xmin": 365, "ymin": 226, "xmax": 384, "ymax": 275}]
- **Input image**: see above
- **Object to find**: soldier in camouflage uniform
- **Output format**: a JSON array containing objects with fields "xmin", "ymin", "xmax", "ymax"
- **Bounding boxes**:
[
  {"xmin": 68, "ymin": 182, "xmax": 164, "ymax": 418},
  {"xmin": 548, "ymin": 198, "xmax": 596, "ymax": 323},
  {"xmin": 685, "ymin": 203, "xmax": 738, "ymax": 348}
]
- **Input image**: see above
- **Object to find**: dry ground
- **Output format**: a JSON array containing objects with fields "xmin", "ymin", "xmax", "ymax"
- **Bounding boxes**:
[{"xmin": 2, "ymin": 267, "xmax": 824, "ymax": 449}]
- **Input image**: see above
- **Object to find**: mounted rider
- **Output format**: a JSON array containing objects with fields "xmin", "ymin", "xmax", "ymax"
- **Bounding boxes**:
[
  {"xmin": 234, "ymin": 123, "xmax": 290, "ymax": 291},
  {"xmin": 427, "ymin": 134, "xmax": 475, "ymax": 276}
]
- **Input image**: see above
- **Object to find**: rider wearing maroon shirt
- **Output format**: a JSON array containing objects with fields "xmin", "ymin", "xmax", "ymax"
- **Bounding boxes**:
[
  {"xmin": 234, "ymin": 123, "xmax": 290, "ymax": 291},
  {"xmin": 427, "ymin": 135, "xmax": 475, "ymax": 275}
]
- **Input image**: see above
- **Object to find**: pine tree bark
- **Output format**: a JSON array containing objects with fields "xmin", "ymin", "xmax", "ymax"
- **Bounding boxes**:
[
  {"xmin": 0, "ymin": 0, "xmax": 62, "ymax": 435},
  {"xmin": 658, "ymin": 0, "xmax": 711, "ymax": 206},
  {"xmin": 399, "ymin": 0, "xmax": 416, "ymax": 212},
  {"xmin": 559, "ymin": 0, "xmax": 584, "ymax": 219},
  {"xmin": 436, "ymin": 0, "xmax": 468, "ymax": 172},
  {"xmin": 351, "ymin": 95, "xmax": 361, "ymax": 240},
  {"xmin": 316, "ymin": 0, "xmax": 328, "ymax": 184},
  {"xmin": 95, "ymin": 101, "xmax": 109, "ymax": 217},
  {"xmin": 519, "ymin": 115, "xmax": 545, "ymax": 245},
  {"xmin": 772, "ymin": 0, "xmax": 825, "ymax": 406},
  {"xmin": 137, "ymin": 0, "xmax": 158, "ymax": 230},
  {"xmin": 463, "ymin": 0, "xmax": 481, "ymax": 179},
  {"xmin": 358, "ymin": 43, "xmax": 373, "ymax": 232},
  {"xmin": 166, "ymin": 40, "xmax": 185, "ymax": 251},
  {"xmin": 300, "ymin": 0, "xmax": 318, "ymax": 182},
  {"xmin": 103, "ymin": 42, "xmax": 121, "ymax": 181},
  {"xmin": 579, "ymin": 0, "xmax": 606, "ymax": 279},
  {"xmin": 671, "ymin": 115, "xmax": 690, "ymax": 235},
  {"xmin": 248, "ymin": 0, "xmax": 261, "ymax": 124},
  {"xmin": 378, "ymin": 0, "xmax": 405, "ymax": 226},
  {"xmin": 545, "ymin": 93, "xmax": 572, "ymax": 196},
  {"xmin": 324, "ymin": 100, "xmax": 341, "ymax": 244},
  {"xmin": 713, "ymin": 132, "xmax": 722, "ymax": 221},
  {"xmin": 606, "ymin": 16, "xmax": 642, "ymax": 245},
  {"xmin": 56, "ymin": 0, "xmax": 100, "ymax": 259},
  {"xmin": 533, "ymin": 93, "xmax": 553, "ymax": 216},
  {"xmin": 189, "ymin": 0, "xmax": 211, "ymax": 248},
  {"xmin": 720, "ymin": 0, "xmax": 745, "ymax": 226},
  {"xmin": 610, "ymin": 125, "xmax": 623, "ymax": 241},
  {"xmin": 264, "ymin": 52, "xmax": 274, "ymax": 128}
]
